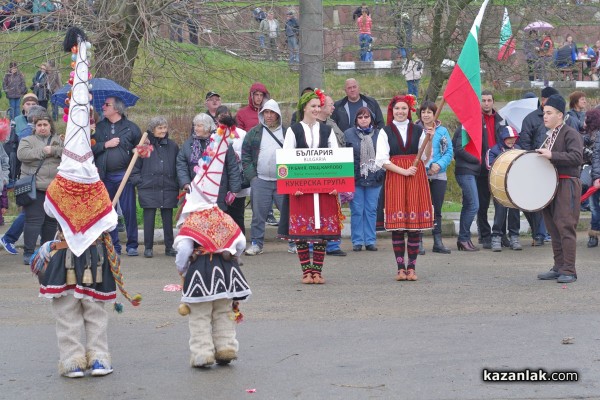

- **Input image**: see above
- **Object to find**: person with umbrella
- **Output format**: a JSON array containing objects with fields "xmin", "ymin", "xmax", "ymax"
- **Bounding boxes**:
[{"xmin": 91, "ymin": 97, "xmax": 142, "ymax": 256}]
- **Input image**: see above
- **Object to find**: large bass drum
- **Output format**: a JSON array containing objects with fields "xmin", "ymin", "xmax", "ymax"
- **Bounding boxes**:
[{"xmin": 489, "ymin": 149, "xmax": 558, "ymax": 212}]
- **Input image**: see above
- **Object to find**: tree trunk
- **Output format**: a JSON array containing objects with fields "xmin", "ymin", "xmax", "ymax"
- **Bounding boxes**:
[
  {"xmin": 424, "ymin": 0, "xmax": 475, "ymax": 102},
  {"xmin": 93, "ymin": 0, "xmax": 144, "ymax": 89}
]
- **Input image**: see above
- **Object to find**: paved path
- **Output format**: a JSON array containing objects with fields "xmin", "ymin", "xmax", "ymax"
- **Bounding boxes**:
[{"xmin": 1, "ymin": 235, "xmax": 600, "ymax": 399}]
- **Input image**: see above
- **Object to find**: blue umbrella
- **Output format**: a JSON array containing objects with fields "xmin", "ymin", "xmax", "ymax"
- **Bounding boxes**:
[{"xmin": 51, "ymin": 77, "xmax": 140, "ymax": 110}]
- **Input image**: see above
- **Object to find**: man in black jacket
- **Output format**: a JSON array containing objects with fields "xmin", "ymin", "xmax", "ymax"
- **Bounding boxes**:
[
  {"xmin": 477, "ymin": 90, "xmax": 503, "ymax": 249},
  {"xmin": 91, "ymin": 97, "xmax": 142, "ymax": 256},
  {"xmin": 332, "ymin": 78, "xmax": 384, "ymax": 132},
  {"xmin": 519, "ymin": 86, "xmax": 559, "ymax": 246}
]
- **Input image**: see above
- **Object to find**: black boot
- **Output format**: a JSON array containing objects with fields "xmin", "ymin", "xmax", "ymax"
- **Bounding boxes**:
[
  {"xmin": 588, "ymin": 235, "xmax": 598, "ymax": 248},
  {"xmin": 419, "ymin": 232, "xmax": 425, "ymax": 255},
  {"xmin": 432, "ymin": 233, "xmax": 451, "ymax": 254}
]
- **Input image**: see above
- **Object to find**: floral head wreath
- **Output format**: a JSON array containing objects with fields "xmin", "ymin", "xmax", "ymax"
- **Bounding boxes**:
[
  {"xmin": 297, "ymin": 88, "xmax": 327, "ymax": 121},
  {"xmin": 387, "ymin": 94, "xmax": 417, "ymax": 124}
]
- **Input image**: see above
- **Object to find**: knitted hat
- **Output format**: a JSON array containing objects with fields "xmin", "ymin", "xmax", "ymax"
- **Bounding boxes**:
[
  {"xmin": 545, "ymin": 94, "xmax": 566, "ymax": 114},
  {"xmin": 44, "ymin": 28, "xmax": 117, "ymax": 257},
  {"xmin": 541, "ymin": 86, "xmax": 559, "ymax": 99},
  {"xmin": 22, "ymin": 93, "xmax": 38, "ymax": 105},
  {"xmin": 296, "ymin": 89, "xmax": 325, "ymax": 121},
  {"xmin": 387, "ymin": 94, "xmax": 417, "ymax": 124}
]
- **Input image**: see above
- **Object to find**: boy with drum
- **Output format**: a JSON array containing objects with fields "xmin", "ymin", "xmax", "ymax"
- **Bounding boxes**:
[
  {"xmin": 486, "ymin": 126, "xmax": 522, "ymax": 252},
  {"xmin": 536, "ymin": 94, "xmax": 583, "ymax": 284}
]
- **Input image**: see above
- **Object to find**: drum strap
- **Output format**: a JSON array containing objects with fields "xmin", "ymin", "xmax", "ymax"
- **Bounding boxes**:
[{"xmin": 558, "ymin": 174, "xmax": 576, "ymax": 179}]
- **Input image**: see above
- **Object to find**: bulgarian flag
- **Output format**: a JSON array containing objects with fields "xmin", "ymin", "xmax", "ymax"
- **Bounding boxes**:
[
  {"xmin": 443, "ymin": 0, "xmax": 489, "ymax": 162},
  {"xmin": 497, "ymin": 7, "xmax": 516, "ymax": 61}
]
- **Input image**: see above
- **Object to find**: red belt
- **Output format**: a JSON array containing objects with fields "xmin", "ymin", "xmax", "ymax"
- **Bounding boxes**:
[{"xmin": 558, "ymin": 174, "xmax": 576, "ymax": 179}]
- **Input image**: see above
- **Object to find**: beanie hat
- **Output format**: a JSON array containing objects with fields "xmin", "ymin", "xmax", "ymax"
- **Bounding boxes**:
[
  {"xmin": 522, "ymin": 92, "xmax": 537, "ymax": 99},
  {"xmin": 22, "ymin": 93, "xmax": 38, "ymax": 105},
  {"xmin": 545, "ymin": 94, "xmax": 566, "ymax": 114},
  {"xmin": 541, "ymin": 86, "xmax": 559, "ymax": 99}
]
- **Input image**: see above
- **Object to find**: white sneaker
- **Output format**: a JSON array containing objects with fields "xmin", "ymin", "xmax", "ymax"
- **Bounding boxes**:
[{"xmin": 245, "ymin": 244, "xmax": 263, "ymax": 256}]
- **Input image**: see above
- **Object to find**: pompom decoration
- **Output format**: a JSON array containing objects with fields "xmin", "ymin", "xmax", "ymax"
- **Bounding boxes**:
[
  {"xmin": 136, "ymin": 143, "xmax": 154, "ymax": 158},
  {"xmin": 231, "ymin": 301, "xmax": 244, "ymax": 324},
  {"xmin": 314, "ymin": 88, "xmax": 326, "ymax": 106},
  {"xmin": 90, "ymin": 138, "xmax": 96, "ymax": 146},
  {"xmin": 339, "ymin": 191, "xmax": 354, "ymax": 204},
  {"xmin": 178, "ymin": 303, "xmax": 190, "ymax": 316},
  {"xmin": 63, "ymin": 114, "xmax": 68, "ymax": 122},
  {"xmin": 69, "ymin": 71, "xmax": 75, "ymax": 78}
]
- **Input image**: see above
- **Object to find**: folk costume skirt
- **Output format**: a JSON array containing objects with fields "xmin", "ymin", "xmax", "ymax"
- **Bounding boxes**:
[{"xmin": 383, "ymin": 155, "xmax": 434, "ymax": 231}]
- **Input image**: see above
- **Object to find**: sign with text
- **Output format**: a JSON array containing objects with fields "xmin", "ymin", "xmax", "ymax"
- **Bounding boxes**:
[{"xmin": 276, "ymin": 148, "xmax": 355, "ymax": 194}]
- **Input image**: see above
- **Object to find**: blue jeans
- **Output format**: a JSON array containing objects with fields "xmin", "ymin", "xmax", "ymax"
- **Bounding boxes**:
[
  {"xmin": 359, "ymin": 33, "xmax": 372, "ymax": 61},
  {"xmin": 8, "ymin": 98, "xmax": 20, "ymax": 120},
  {"xmin": 103, "ymin": 172, "xmax": 139, "ymax": 254},
  {"xmin": 287, "ymin": 35, "xmax": 299, "ymax": 63},
  {"xmin": 590, "ymin": 190, "xmax": 600, "ymax": 231},
  {"xmin": 349, "ymin": 185, "xmax": 380, "ymax": 246},
  {"xmin": 455, "ymin": 174, "xmax": 479, "ymax": 241},
  {"xmin": 2, "ymin": 210, "xmax": 25, "ymax": 243},
  {"xmin": 259, "ymin": 34, "xmax": 265, "ymax": 49},
  {"xmin": 407, "ymin": 79, "xmax": 419, "ymax": 98}
]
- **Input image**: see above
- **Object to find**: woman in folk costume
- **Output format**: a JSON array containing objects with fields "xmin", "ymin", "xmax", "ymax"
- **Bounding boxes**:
[
  {"xmin": 375, "ymin": 94, "xmax": 434, "ymax": 281},
  {"xmin": 174, "ymin": 122, "xmax": 251, "ymax": 368},
  {"xmin": 278, "ymin": 89, "xmax": 342, "ymax": 284},
  {"xmin": 31, "ymin": 28, "xmax": 141, "ymax": 378}
]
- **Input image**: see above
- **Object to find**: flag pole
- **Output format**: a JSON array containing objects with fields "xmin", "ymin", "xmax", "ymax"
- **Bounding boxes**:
[{"xmin": 412, "ymin": 98, "xmax": 446, "ymax": 167}]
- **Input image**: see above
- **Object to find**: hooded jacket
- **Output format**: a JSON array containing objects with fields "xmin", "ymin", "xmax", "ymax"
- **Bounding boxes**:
[
  {"xmin": 486, "ymin": 126, "xmax": 521, "ymax": 169},
  {"xmin": 241, "ymin": 99, "xmax": 286, "ymax": 185},
  {"xmin": 236, "ymin": 82, "xmax": 270, "ymax": 131}
]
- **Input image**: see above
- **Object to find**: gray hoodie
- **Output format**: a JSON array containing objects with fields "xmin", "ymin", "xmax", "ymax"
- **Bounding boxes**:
[{"xmin": 257, "ymin": 99, "xmax": 284, "ymax": 180}]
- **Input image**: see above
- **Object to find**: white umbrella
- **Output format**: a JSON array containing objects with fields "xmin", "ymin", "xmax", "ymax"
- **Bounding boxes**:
[{"xmin": 498, "ymin": 97, "xmax": 539, "ymax": 132}]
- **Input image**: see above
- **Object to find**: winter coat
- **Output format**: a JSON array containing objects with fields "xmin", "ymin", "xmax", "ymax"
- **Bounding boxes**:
[
  {"xmin": 91, "ymin": 116, "xmax": 143, "ymax": 180},
  {"xmin": 486, "ymin": 126, "xmax": 521, "ymax": 169},
  {"xmin": 17, "ymin": 133, "xmax": 62, "ymax": 191},
  {"xmin": 591, "ymin": 130, "xmax": 600, "ymax": 181},
  {"xmin": 236, "ymin": 82, "xmax": 270, "ymax": 131},
  {"xmin": 31, "ymin": 70, "xmax": 50, "ymax": 102},
  {"xmin": 452, "ymin": 127, "xmax": 480, "ymax": 176},
  {"xmin": 519, "ymin": 108, "xmax": 546, "ymax": 150},
  {"xmin": 3, "ymin": 71, "xmax": 27, "ymax": 99},
  {"xmin": 285, "ymin": 17, "xmax": 299, "ymax": 37},
  {"xmin": 332, "ymin": 94, "xmax": 385, "ymax": 133},
  {"xmin": 0, "ymin": 143, "xmax": 9, "ymax": 192},
  {"xmin": 415, "ymin": 120, "xmax": 453, "ymax": 180},
  {"xmin": 566, "ymin": 109, "xmax": 585, "ymax": 133},
  {"xmin": 344, "ymin": 125, "xmax": 384, "ymax": 187},
  {"xmin": 129, "ymin": 133, "xmax": 180, "ymax": 209},
  {"xmin": 176, "ymin": 134, "xmax": 241, "ymax": 212}
]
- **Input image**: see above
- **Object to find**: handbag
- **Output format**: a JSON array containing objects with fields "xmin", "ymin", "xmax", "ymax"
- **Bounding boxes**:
[
  {"xmin": 15, "ymin": 174, "xmax": 36, "ymax": 206},
  {"xmin": 14, "ymin": 136, "xmax": 52, "ymax": 207}
]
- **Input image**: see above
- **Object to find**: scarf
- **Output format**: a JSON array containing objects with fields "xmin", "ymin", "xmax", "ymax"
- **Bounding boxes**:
[
  {"xmin": 190, "ymin": 135, "xmax": 210, "ymax": 166},
  {"xmin": 356, "ymin": 125, "xmax": 377, "ymax": 178}
]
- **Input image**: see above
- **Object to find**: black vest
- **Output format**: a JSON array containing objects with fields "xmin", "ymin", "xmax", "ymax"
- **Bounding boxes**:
[
  {"xmin": 291, "ymin": 122, "xmax": 332, "ymax": 148},
  {"xmin": 383, "ymin": 122, "xmax": 422, "ymax": 156}
]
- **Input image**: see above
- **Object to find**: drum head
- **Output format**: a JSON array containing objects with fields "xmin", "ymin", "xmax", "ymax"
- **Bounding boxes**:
[{"xmin": 505, "ymin": 152, "xmax": 558, "ymax": 212}]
